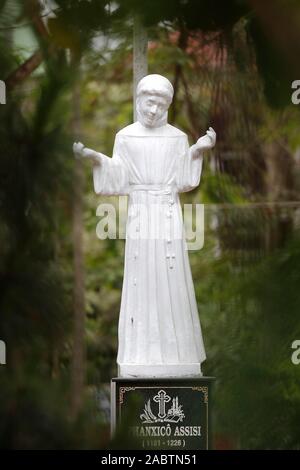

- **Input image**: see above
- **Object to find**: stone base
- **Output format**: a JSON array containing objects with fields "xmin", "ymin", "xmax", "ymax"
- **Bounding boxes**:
[
  {"xmin": 111, "ymin": 376, "xmax": 214, "ymax": 450},
  {"xmin": 118, "ymin": 363, "xmax": 202, "ymax": 378}
]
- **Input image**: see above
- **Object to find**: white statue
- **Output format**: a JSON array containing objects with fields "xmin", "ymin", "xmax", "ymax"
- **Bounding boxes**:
[{"xmin": 73, "ymin": 74, "xmax": 216, "ymax": 378}]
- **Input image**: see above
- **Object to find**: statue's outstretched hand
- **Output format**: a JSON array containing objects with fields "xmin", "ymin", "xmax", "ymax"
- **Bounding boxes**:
[
  {"xmin": 195, "ymin": 127, "xmax": 216, "ymax": 153},
  {"xmin": 73, "ymin": 142, "xmax": 85, "ymax": 158},
  {"xmin": 73, "ymin": 141, "xmax": 103, "ymax": 165}
]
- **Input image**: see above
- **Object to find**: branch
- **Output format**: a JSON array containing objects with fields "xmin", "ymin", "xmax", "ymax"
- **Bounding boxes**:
[
  {"xmin": 6, "ymin": 3, "xmax": 51, "ymax": 90},
  {"xmin": 6, "ymin": 51, "xmax": 43, "ymax": 90}
]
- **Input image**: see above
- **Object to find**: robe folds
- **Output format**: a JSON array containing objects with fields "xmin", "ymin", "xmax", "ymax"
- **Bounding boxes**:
[{"xmin": 93, "ymin": 122, "xmax": 206, "ymax": 377}]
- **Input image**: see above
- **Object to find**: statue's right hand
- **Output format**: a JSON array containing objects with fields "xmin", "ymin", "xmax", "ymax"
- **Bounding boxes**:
[
  {"xmin": 73, "ymin": 142, "xmax": 85, "ymax": 158},
  {"xmin": 73, "ymin": 142, "xmax": 102, "ymax": 165}
]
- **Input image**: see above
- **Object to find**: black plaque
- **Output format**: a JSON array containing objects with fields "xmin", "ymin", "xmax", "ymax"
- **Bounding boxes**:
[{"xmin": 111, "ymin": 377, "xmax": 214, "ymax": 450}]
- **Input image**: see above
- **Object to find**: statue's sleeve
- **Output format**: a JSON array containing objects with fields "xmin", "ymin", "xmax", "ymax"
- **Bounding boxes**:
[
  {"xmin": 176, "ymin": 135, "xmax": 203, "ymax": 193},
  {"xmin": 93, "ymin": 135, "xmax": 129, "ymax": 195}
]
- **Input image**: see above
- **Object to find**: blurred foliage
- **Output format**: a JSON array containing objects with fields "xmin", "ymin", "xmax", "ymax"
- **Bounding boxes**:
[
  {"xmin": 0, "ymin": 0, "xmax": 300, "ymax": 450},
  {"xmin": 192, "ymin": 210, "xmax": 300, "ymax": 449}
]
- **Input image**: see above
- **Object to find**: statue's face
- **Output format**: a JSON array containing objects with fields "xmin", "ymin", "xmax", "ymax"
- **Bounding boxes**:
[{"xmin": 137, "ymin": 93, "xmax": 170, "ymax": 128}]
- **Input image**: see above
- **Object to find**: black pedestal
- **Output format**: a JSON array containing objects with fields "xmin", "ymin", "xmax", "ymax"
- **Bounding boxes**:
[{"xmin": 111, "ymin": 377, "xmax": 214, "ymax": 450}]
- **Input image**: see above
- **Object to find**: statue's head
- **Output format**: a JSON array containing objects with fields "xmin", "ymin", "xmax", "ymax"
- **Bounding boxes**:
[{"xmin": 136, "ymin": 74, "xmax": 174, "ymax": 128}]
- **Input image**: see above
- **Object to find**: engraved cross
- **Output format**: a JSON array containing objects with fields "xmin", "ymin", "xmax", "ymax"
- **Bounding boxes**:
[{"xmin": 153, "ymin": 390, "xmax": 171, "ymax": 419}]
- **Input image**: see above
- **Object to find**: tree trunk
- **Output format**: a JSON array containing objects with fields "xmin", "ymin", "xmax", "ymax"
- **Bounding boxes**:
[
  {"xmin": 133, "ymin": 16, "xmax": 148, "ymax": 120},
  {"xmin": 70, "ymin": 75, "xmax": 86, "ymax": 419}
]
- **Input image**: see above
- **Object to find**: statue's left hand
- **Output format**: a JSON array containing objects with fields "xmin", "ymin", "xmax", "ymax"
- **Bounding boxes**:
[{"xmin": 195, "ymin": 127, "xmax": 216, "ymax": 152}]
